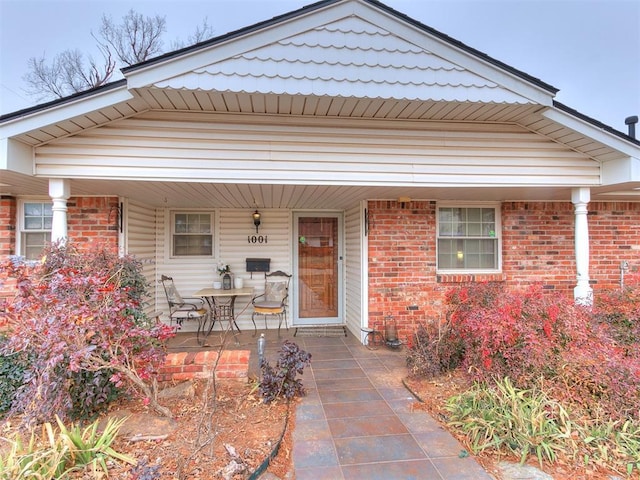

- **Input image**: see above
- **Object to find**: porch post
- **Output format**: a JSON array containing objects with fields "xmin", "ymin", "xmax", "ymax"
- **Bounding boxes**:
[
  {"xmin": 49, "ymin": 178, "xmax": 70, "ymax": 244},
  {"xmin": 571, "ymin": 187, "xmax": 592, "ymax": 305}
]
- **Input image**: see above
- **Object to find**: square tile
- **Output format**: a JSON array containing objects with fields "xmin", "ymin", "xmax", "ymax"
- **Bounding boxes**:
[
  {"xmin": 293, "ymin": 439, "xmax": 339, "ymax": 469},
  {"xmin": 431, "ymin": 456, "xmax": 494, "ymax": 479},
  {"xmin": 313, "ymin": 367, "xmax": 365, "ymax": 381},
  {"xmin": 334, "ymin": 434, "xmax": 426, "ymax": 465},
  {"xmin": 316, "ymin": 377, "xmax": 373, "ymax": 391},
  {"xmin": 319, "ymin": 388, "xmax": 383, "ymax": 404},
  {"xmin": 396, "ymin": 411, "xmax": 442, "ymax": 433},
  {"xmin": 292, "ymin": 419, "xmax": 333, "ymax": 441},
  {"xmin": 296, "ymin": 403, "xmax": 326, "ymax": 421},
  {"xmin": 328, "ymin": 415, "xmax": 409, "ymax": 438},
  {"xmin": 342, "ymin": 459, "xmax": 441, "ymax": 480},
  {"xmin": 413, "ymin": 431, "xmax": 467, "ymax": 458},
  {"xmin": 323, "ymin": 400, "xmax": 394, "ymax": 419},
  {"xmin": 296, "ymin": 465, "xmax": 345, "ymax": 480},
  {"xmin": 313, "ymin": 359, "xmax": 361, "ymax": 370}
]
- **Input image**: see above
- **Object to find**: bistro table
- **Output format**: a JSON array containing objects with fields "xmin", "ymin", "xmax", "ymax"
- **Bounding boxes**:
[{"xmin": 193, "ymin": 287, "xmax": 254, "ymax": 336}]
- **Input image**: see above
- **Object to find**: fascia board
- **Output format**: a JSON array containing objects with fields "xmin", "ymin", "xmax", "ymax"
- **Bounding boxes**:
[
  {"xmin": 601, "ymin": 156, "xmax": 640, "ymax": 185},
  {"xmin": 0, "ymin": 138, "xmax": 33, "ymax": 174},
  {"xmin": 0, "ymin": 86, "xmax": 134, "ymax": 139},
  {"xmin": 543, "ymin": 108, "xmax": 640, "ymax": 159}
]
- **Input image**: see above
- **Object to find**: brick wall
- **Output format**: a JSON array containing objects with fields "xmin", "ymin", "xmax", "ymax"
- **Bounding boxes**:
[
  {"xmin": 0, "ymin": 196, "xmax": 16, "ymax": 258},
  {"xmin": 67, "ymin": 197, "xmax": 119, "ymax": 251},
  {"xmin": 159, "ymin": 350, "xmax": 250, "ymax": 382},
  {"xmin": 367, "ymin": 200, "xmax": 640, "ymax": 342},
  {"xmin": 0, "ymin": 196, "xmax": 119, "ymax": 299}
]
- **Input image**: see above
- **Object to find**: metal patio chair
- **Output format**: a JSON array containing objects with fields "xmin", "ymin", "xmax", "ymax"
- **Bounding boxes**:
[
  {"xmin": 251, "ymin": 270, "xmax": 291, "ymax": 336},
  {"xmin": 160, "ymin": 274, "xmax": 209, "ymax": 344}
]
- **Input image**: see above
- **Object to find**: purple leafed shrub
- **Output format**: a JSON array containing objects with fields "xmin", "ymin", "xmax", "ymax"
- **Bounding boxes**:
[{"xmin": 0, "ymin": 242, "xmax": 175, "ymax": 425}]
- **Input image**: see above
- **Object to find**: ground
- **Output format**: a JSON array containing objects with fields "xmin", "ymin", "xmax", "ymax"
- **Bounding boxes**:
[
  {"xmin": 404, "ymin": 369, "xmax": 626, "ymax": 480},
  {"xmin": 91, "ymin": 380, "xmax": 293, "ymax": 479}
]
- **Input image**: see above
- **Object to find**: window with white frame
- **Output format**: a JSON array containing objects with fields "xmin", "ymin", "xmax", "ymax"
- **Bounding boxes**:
[
  {"xmin": 171, "ymin": 212, "xmax": 213, "ymax": 257},
  {"xmin": 20, "ymin": 201, "xmax": 53, "ymax": 260},
  {"xmin": 437, "ymin": 205, "xmax": 500, "ymax": 271}
]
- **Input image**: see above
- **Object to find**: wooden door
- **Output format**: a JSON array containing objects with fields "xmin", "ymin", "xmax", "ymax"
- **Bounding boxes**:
[{"xmin": 294, "ymin": 215, "xmax": 341, "ymax": 323}]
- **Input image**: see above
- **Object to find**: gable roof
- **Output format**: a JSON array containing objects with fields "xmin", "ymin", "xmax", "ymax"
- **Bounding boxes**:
[
  {"xmin": 0, "ymin": 0, "xmax": 637, "ymax": 171},
  {"xmin": 124, "ymin": 0, "xmax": 557, "ymax": 95},
  {"xmin": 123, "ymin": 0, "xmax": 554, "ymax": 108}
]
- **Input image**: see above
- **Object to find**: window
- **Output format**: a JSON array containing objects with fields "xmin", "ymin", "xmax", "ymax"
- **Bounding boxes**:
[
  {"xmin": 437, "ymin": 206, "xmax": 500, "ymax": 271},
  {"xmin": 171, "ymin": 212, "xmax": 213, "ymax": 257},
  {"xmin": 20, "ymin": 201, "xmax": 53, "ymax": 260}
]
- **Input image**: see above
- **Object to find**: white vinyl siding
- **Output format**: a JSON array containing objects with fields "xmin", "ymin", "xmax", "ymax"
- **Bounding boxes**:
[
  {"xmin": 156, "ymin": 208, "xmax": 292, "ymax": 332},
  {"xmin": 34, "ymin": 112, "xmax": 601, "ymax": 188},
  {"xmin": 344, "ymin": 202, "xmax": 364, "ymax": 338},
  {"xmin": 125, "ymin": 199, "xmax": 157, "ymax": 318}
]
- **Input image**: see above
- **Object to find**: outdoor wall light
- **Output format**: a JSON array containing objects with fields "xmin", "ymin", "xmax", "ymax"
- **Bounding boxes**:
[{"xmin": 252, "ymin": 210, "xmax": 262, "ymax": 233}]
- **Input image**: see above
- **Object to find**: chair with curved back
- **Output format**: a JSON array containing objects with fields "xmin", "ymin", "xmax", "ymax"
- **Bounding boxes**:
[
  {"xmin": 251, "ymin": 270, "xmax": 291, "ymax": 336},
  {"xmin": 160, "ymin": 275, "xmax": 209, "ymax": 344}
]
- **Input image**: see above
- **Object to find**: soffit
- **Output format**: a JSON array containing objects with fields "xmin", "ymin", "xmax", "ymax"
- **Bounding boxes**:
[{"xmin": 5, "ymin": 170, "xmax": 637, "ymax": 208}]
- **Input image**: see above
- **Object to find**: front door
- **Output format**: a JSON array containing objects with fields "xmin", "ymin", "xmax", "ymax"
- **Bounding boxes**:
[{"xmin": 293, "ymin": 213, "xmax": 343, "ymax": 325}]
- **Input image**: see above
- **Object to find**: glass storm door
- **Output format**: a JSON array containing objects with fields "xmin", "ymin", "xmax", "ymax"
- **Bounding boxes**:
[{"xmin": 293, "ymin": 213, "xmax": 343, "ymax": 325}]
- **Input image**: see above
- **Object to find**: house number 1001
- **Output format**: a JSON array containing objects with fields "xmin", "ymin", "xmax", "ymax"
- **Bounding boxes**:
[{"xmin": 248, "ymin": 235, "xmax": 268, "ymax": 244}]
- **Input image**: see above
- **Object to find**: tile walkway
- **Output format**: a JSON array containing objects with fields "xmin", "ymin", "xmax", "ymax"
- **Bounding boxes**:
[
  {"xmin": 291, "ymin": 334, "xmax": 493, "ymax": 480},
  {"xmin": 168, "ymin": 329, "xmax": 493, "ymax": 479}
]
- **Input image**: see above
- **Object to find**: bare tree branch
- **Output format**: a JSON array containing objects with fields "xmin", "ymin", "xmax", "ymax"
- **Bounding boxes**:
[
  {"xmin": 22, "ymin": 8, "xmax": 205, "ymax": 102},
  {"xmin": 171, "ymin": 17, "xmax": 215, "ymax": 50},
  {"xmin": 100, "ymin": 9, "xmax": 166, "ymax": 66}
]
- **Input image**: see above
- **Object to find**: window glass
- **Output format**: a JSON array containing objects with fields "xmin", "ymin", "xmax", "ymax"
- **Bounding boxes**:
[
  {"xmin": 437, "ymin": 206, "xmax": 499, "ymax": 271},
  {"xmin": 172, "ymin": 212, "xmax": 213, "ymax": 256},
  {"xmin": 21, "ymin": 202, "xmax": 53, "ymax": 260}
]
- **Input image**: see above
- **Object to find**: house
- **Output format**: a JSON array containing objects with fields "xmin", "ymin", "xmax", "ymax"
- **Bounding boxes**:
[{"xmin": 1, "ymin": 0, "xmax": 639, "ymax": 343}]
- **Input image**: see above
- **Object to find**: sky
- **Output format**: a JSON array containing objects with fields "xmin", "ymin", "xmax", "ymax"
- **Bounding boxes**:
[{"xmin": 1, "ymin": 0, "xmax": 639, "ymax": 134}]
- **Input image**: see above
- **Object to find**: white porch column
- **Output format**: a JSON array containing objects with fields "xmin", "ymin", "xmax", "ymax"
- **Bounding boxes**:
[
  {"xmin": 571, "ymin": 187, "xmax": 592, "ymax": 305},
  {"xmin": 49, "ymin": 178, "xmax": 70, "ymax": 244}
]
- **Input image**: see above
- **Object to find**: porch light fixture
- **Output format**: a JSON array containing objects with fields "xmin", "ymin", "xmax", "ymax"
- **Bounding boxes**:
[{"xmin": 252, "ymin": 210, "xmax": 262, "ymax": 233}]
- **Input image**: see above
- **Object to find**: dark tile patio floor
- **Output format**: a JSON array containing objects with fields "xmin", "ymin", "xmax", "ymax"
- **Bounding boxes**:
[{"xmin": 167, "ymin": 327, "xmax": 493, "ymax": 480}]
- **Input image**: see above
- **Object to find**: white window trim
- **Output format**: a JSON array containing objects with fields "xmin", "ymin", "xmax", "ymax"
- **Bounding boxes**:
[
  {"xmin": 436, "ymin": 202, "xmax": 502, "ymax": 274},
  {"xmin": 16, "ymin": 198, "xmax": 53, "ymax": 258},
  {"xmin": 168, "ymin": 209, "xmax": 215, "ymax": 260}
]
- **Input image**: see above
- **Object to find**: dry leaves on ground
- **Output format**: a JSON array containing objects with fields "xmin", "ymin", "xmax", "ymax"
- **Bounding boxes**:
[{"xmin": 97, "ymin": 379, "xmax": 292, "ymax": 479}]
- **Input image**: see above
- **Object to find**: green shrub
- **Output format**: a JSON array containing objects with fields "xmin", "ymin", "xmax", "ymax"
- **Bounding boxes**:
[
  {"xmin": 0, "ymin": 416, "xmax": 135, "ymax": 479},
  {"xmin": 446, "ymin": 378, "xmax": 640, "ymax": 475},
  {"xmin": 0, "ymin": 344, "xmax": 28, "ymax": 415},
  {"xmin": 446, "ymin": 377, "xmax": 572, "ymax": 466}
]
